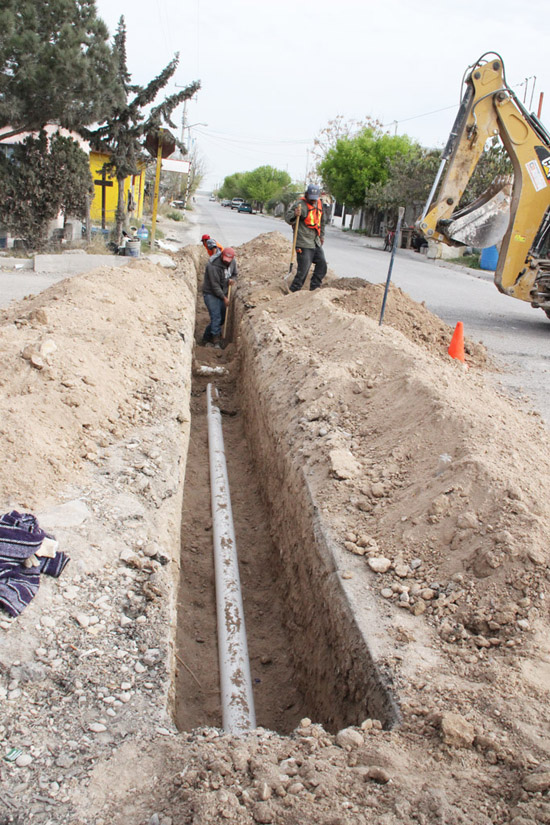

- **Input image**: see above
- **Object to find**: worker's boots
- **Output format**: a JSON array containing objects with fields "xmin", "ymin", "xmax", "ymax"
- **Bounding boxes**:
[{"xmin": 211, "ymin": 335, "xmax": 221, "ymax": 349}]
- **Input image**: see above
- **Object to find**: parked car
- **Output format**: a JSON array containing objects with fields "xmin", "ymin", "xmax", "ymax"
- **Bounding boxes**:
[
  {"xmin": 238, "ymin": 202, "xmax": 253, "ymax": 213},
  {"xmin": 209, "ymin": 195, "xmax": 216, "ymax": 201},
  {"xmin": 230, "ymin": 198, "xmax": 244, "ymax": 210},
  {"xmin": 221, "ymin": 199, "xmax": 231, "ymax": 207},
  {"xmin": 170, "ymin": 200, "xmax": 185, "ymax": 209}
]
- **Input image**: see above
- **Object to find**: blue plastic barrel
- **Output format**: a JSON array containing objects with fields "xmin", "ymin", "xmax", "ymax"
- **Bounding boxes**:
[{"xmin": 480, "ymin": 245, "xmax": 499, "ymax": 271}]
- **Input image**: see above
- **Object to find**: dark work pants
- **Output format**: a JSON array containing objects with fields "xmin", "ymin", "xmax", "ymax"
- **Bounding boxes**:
[{"xmin": 289, "ymin": 245, "xmax": 327, "ymax": 292}]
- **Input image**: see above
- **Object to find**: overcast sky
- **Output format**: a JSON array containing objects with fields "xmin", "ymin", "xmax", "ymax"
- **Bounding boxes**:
[{"xmin": 94, "ymin": 0, "xmax": 550, "ymax": 190}]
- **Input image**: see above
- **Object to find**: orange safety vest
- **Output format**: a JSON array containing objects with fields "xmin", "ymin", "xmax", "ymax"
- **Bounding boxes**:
[
  {"xmin": 204, "ymin": 239, "xmax": 224, "ymax": 257},
  {"xmin": 300, "ymin": 197, "xmax": 322, "ymax": 235}
]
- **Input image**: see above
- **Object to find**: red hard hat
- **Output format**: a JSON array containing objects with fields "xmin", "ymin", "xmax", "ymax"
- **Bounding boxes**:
[
  {"xmin": 201, "ymin": 234, "xmax": 210, "ymax": 241},
  {"xmin": 221, "ymin": 247, "xmax": 235, "ymax": 261}
]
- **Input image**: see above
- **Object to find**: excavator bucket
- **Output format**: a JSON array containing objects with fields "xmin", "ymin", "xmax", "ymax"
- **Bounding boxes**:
[{"xmin": 438, "ymin": 176, "xmax": 513, "ymax": 248}]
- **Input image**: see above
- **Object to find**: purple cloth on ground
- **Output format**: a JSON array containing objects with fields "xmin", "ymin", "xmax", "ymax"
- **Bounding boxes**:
[
  {"xmin": 0, "ymin": 511, "xmax": 69, "ymax": 617},
  {"xmin": 0, "ymin": 510, "xmax": 50, "ymax": 559}
]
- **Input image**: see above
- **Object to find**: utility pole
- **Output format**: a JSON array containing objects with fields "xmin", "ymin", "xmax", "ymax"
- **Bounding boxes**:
[
  {"xmin": 150, "ymin": 130, "xmax": 164, "ymax": 249},
  {"xmin": 180, "ymin": 98, "xmax": 188, "ymax": 148}
]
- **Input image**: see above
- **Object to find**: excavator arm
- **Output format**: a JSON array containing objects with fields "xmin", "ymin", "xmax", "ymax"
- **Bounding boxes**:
[{"xmin": 417, "ymin": 54, "xmax": 550, "ymax": 311}]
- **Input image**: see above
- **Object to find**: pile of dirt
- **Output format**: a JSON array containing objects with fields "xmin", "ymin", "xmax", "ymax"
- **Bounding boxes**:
[
  {"xmin": 0, "ymin": 257, "xmax": 198, "ymax": 507},
  {"xmin": 0, "ymin": 253, "xmax": 198, "ymax": 825},
  {"xmin": 1, "ymin": 232, "xmax": 550, "ymax": 825},
  {"xmin": 332, "ymin": 280, "xmax": 487, "ymax": 368},
  {"xmin": 235, "ymin": 231, "xmax": 486, "ymax": 368}
]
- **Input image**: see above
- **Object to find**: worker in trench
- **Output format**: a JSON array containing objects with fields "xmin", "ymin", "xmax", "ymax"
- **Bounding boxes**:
[
  {"xmin": 201, "ymin": 233, "xmax": 224, "ymax": 257},
  {"xmin": 201, "ymin": 246, "xmax": 237, "ymax": 347},
  {"xmin": 285, "ymin": 183, "xmax": 327, "ymax": 292}
]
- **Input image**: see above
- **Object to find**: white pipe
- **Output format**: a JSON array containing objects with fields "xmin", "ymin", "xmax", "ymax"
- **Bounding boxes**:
[{"xmin": 206, "ymin": 383, "xmax": 256, "ymax": 734}]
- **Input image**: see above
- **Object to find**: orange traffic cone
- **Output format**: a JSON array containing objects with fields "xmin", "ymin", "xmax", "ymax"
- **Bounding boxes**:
[{"xmin": 448, "ymin": 322, "xmax": 467, "ymax": 365}]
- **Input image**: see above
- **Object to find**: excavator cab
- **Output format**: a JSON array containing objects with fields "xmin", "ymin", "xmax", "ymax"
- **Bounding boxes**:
[{"xmin": 417, "ymin": 53, "xmax": 550, "ymax": 316}]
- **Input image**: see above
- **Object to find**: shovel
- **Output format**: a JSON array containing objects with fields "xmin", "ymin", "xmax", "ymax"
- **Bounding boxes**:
[
  {"xmin": 284, "ymin": 209, "xmax": 300, "ymax": 281},
  {"xmin": 221, "ymin": 284, "xmax": 232, "ymax": 346}
]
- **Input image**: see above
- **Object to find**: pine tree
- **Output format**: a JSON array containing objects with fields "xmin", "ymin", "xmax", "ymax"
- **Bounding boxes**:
[
  {"xmin": 0, "ymin": 0, "xmax": 122, "ymax": 138},
  {"xmin": 82, "ymin": 17, "xmax": 200, "ymax": 242}
]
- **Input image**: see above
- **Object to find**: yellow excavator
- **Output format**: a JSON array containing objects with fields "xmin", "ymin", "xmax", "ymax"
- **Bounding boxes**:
[{"xmin": 417, "ymin": 52, "xmax": 550, "ymax": 318}]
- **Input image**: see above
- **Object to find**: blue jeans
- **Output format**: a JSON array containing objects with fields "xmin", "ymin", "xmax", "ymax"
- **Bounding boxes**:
[{"xmin": 203, "ymin": 292, "xmax": 226, "ymax": 339}]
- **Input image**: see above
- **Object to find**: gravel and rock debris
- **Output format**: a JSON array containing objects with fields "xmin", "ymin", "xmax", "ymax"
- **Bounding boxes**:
[{"xmin": 0, "ymin": 232, "xmax": 549, "ymax": 824}]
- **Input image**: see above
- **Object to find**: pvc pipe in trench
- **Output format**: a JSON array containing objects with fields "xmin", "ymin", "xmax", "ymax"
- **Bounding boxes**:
[{"xmin": 206, "ymin": 383, "xmax": 256, "ymax": 734}]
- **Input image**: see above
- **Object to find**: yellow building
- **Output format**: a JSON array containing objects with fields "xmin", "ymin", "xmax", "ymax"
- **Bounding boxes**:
[{"xmin": 90, "ymin": 151, "xmax": 146, "ymax": 228}]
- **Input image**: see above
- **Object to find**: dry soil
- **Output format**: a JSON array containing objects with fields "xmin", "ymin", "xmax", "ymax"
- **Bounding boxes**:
[{"xmin": 1, "ymin": 232, "xmax": 550, "ymax": 825}]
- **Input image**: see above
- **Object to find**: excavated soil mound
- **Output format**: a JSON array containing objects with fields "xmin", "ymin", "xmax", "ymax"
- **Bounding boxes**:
[
  {"xmin": 332, "ymin": 280, "xmax": 487, "ymax": 367},
  {"xmin": 235, "ymin": 231, "xmax": 486, "ymax": 368},
  {"xmin": 1, "ymin": 233, "xmax": 550, "ymax": 825}
]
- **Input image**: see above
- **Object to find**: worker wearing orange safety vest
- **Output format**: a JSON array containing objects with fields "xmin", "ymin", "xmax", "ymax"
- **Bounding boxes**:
[
  {"xmin": 285, "ymin": 183, "xmax": 327, "ymax": 292},
  {"xmin": 201, "ymin": 234, "xmax": 224, "ymax": 257}
]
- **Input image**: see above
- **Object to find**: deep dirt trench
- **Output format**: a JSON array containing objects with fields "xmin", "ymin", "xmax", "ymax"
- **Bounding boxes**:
[
  {"xmin": 175, "ymin": 301, "xmax": 309, "ymax": 735},
  {"xmin": 175, "ymin": 276, "xmax": 399, "ymax": 736}
]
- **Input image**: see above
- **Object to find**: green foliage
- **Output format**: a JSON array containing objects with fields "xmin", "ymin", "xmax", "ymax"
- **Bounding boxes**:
[
  {"xmin": 447, "ymin": 253, "xmax": 481, "ymax": 269},
  {"xmin": 266, "ymin": 184, "xmax": 303, "ymax": 212},
  {"xmin": 81, "ymin": 16, "xmax": 200, "ymax": 240},
  {"xmin": 0, "ymin": 0, "xmax": 122, "ymax": 136},
  {"xmin": 218, "ymin": 166, "xmax": 291, "ymax": 211},
  {"xmin": 0, "ymin": 130, "xmax": 92, "ymax": 246},
  {"xmin": 318, "ymin": 128, "xmax": 415, "ymax": 209},
  {"xmin": 166, "ymin": 211, "xmax": 183, "ymax": 221},
  {"xmin": 364, "ymin": 146, "xmax": 441, "ymax": 213},
  {"xmin": 311, "ymin": 115, "xmax": 384, "ymax": 174},
  {"xmin": 242, "ymin": 166, "xmax": 291, "ymax": 211},
  {"xmin": 218, "ymin": 173, "xmax": 247, "ymax": 200}
]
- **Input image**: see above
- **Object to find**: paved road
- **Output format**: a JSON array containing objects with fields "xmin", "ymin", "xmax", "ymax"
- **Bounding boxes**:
[{"xmin": 197, "ymin": 196, "xmax": 550, "ymax": 424}]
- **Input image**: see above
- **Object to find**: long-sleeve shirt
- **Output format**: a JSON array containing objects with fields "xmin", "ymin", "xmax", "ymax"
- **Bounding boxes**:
[
  {"xmin": 285, "ymin": 198, "xmax": 326, "ymax": 249},
  {"xmin": 202, "ymin": 256, "xmax": 237, "ymax": 299}
]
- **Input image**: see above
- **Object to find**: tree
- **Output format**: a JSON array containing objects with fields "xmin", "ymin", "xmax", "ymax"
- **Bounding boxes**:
[
  {"xmin": 318, "ymin": 127, "xmax": 415, "ymax": 210},
  {"xmin": 218, "ymin": 167, "xmax": 292, "ymax": 210},
  {"xmin": 364, "ymin": 145, "xmax": 442, "ymax": 213},
  {"xmin": 242, "ymin": 166, "xmax": 291, "ymax": 213},
  {"xmin": 186, "ymin": 144, "xmax": 207, "ymax": 200},
  {"xmin": 311, "ymin": 115, "xmax": 384, "ymax": 177},
  {"xmin": 0, "ymin": 131, "xmax": 93, "ymax": 246},
  {"xmin": 82, "ymin": 16, "xmax": 200, "ymax": 241},
  {"xmin": 218, "ymin": 173, "xmax": 247, "ymax": 201},
  {"xmin": 0, "ymin": 0, "xmax": 122, "ymax": 138}
]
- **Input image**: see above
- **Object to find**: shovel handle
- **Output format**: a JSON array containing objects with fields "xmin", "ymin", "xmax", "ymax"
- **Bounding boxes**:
[
  {"xmin": 285, "ymin": 206, "xmax": 300, "ymax": 280},
  {"xmin": 291, "ymin": 210, "xmax": 300, "ymax": 261},
  {"xmin": 222, "ymin": 284, "xmax": 232, "ymax": 339}
]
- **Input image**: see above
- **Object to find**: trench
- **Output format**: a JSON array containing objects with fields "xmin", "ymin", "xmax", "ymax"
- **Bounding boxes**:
[{"xmin": 174, "ymin": 267, "xmax": 399, "ymax": 734}]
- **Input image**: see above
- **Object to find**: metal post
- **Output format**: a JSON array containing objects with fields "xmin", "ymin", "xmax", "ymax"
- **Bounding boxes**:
[
  {"xmin": 379, "ymin": 206, "xmax": 405, "ymax": 326},
  {"xmin": 150, "ymin": 131, "xmax": 163, "ymax": 249},
  {"xmin": 206, "ymin": 384, "xmax": 256, "ymax": 735}
]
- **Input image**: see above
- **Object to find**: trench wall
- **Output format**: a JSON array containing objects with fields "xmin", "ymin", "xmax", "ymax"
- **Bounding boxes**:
[{"xmin": 236, "ymin": 313, "xmax": 400, "ymax": 731}]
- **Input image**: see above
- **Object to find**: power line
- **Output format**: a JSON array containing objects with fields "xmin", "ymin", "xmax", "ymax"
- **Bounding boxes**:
[
  {"xmin": 382, "ymin": 103, "xmax": 458, "ymax": 129},
  {"xmin": 194, "ymin": 127, "xmax": 312, "ymax": 146},
  {"xmin": 194, "ymin": 130, "xmax": 306, "ymax": 160},
  {"xmin": 384, "ymin": 78, "xmax": 538, "ymax": 131}
]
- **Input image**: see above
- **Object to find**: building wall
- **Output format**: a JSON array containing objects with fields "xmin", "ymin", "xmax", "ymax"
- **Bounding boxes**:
[{"xmin": 90, "ymin": 152, "xmax": 145, "ymax": 226}]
